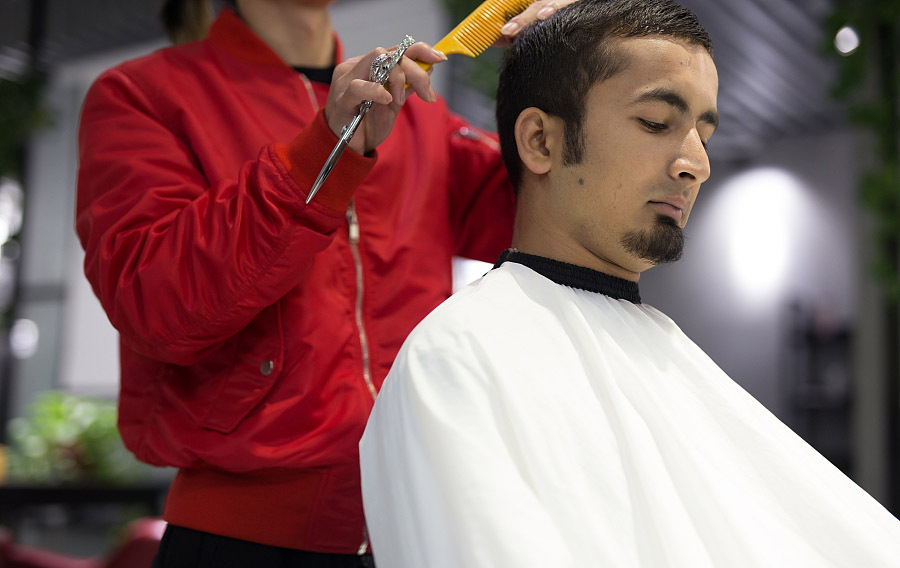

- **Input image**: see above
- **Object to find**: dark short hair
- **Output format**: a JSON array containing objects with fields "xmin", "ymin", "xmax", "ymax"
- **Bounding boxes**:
[
  {"xmin": 495, "ymin": 0, "xmax": 713, "ymax": 189},
  {"xmin": 159, "ymin": 0, "xmax": 214, "ymax": 44}
]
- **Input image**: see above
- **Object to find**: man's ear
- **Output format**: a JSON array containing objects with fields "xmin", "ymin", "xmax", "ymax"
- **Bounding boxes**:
[{"xmin": 514, "ymin": 107, "xmax": 558, "ymax": 176}]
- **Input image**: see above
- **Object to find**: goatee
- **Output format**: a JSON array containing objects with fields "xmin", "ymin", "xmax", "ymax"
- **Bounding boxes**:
[{"xmin": 621, "ymin": 215, "xmax": 684, "ymax": 265}]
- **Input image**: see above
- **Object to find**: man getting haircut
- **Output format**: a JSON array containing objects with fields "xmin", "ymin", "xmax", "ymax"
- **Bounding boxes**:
[{"xmin": 360, "ymin": 1, "xmax": 900, "ymax": 566}]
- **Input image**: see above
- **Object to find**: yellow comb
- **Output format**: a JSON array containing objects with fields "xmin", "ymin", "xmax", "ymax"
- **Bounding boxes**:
[{"xmin": 419, "ymin": 0, "xmax": 536, "ymax": 71}]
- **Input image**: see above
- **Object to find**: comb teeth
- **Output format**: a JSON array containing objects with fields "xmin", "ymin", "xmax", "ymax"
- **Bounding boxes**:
[{"xmin": 437, "ymin": 0, "xmax": 535, "ymax": 57}]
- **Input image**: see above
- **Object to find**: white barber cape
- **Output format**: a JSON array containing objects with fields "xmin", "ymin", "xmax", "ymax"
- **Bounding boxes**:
[{"xmin": 359, "ymin": 253, "xmax": 900, "ymax": 567}]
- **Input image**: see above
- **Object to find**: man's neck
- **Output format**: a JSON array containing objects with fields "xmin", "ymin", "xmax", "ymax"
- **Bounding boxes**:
[
  {"xmin": 511, "ymin": 239, "xmax": 643, "ymax": 283},
  {"xmin": 512, "ymin": 197, "xmax": 644, "ymax": 283},
  {"xmin": 235, "ymin": 1, "xmax": 334, "ymax": 68}
]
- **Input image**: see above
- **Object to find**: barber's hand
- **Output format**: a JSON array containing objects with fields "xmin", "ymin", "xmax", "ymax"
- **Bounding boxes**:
[
  {"xmin": 495, "ymin": 0, "xmax": 579, "ymax": 46},
  {"xmin": 325, "ymin": 43, "xmax": 447, "ymax": 156}
]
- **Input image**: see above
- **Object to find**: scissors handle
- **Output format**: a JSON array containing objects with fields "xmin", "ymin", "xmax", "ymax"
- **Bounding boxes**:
[{"xmin": 306, "ymin": 36, "xmax": 416, "ymax": 205}]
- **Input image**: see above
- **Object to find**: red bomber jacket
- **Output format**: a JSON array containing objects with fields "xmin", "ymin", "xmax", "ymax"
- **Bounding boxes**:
[{"xmin": 75, "ymin": 9, "xmax": 514, "ymax": 553}]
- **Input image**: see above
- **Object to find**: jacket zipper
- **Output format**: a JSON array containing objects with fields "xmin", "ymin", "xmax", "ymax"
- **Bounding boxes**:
[
  {"xmin": 299, "ymin": 74, "xmax": 320, "ymax": 112},
  {"xmin": 347, "ymin": 201, "xmax": 376, "ymax": 402},
  {"xmin": 348, "ymin": 202, "xmax": 375, "ymax": 556},
  {"xmin": 303, "ymin": 71, "xmax": 371, "ymax": 558}
]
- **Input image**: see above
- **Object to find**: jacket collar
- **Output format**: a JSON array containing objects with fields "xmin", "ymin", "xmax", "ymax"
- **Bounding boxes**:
[{"xmin": 208, "ymin": 7, "xmax": 344, "ymax": 71}]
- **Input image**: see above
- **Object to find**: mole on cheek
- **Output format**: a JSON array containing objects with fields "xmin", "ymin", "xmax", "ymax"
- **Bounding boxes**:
[{"xmin": 579, "ymin": 178, "xmax": 585, "ymax": 185}]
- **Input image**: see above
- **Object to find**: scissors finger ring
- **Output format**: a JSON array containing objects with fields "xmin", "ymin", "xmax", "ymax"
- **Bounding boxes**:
[
  {"xmin": 370, "ymin": 53, "xmax": 392, "ymax": 84},
  {"xmin": 371, "ymin": 36, "xmax": 416, "ymax": 85}
]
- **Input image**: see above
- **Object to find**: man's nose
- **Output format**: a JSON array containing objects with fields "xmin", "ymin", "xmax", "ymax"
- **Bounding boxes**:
[{"xmin": 669, "ymin": 129, "xmax": 710, "ymax": 184}]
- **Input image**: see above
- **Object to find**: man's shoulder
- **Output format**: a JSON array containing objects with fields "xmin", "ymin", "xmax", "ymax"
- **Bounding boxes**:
[
  {"xmin": 386, "ymin": 266, "xmax": 545, "ymax": 395},
  {"xmin": 401, "ymin": 262, "xmax": 564, "ymax": 356},
  {"xmin": 410, "ymin": 267, "xmax": 524, "ymax": 340}
]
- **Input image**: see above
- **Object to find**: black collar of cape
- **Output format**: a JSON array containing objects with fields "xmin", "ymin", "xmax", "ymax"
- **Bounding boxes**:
[{"xmin": 493, "ymin": 249, "xmax": 641, "ymax": 304}]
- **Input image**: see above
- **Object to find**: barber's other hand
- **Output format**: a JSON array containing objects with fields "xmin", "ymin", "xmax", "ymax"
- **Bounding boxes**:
[
  {"xmin": 325, "ymin": 43, "xmax": 446, "ymax": 156},
  {"xmin": 495, "ymin": 0, "xmax": 578, "ymax": 46}
]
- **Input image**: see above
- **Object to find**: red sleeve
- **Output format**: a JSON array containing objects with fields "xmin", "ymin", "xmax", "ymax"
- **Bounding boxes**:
[
  {"xmin": 75, "ymin": 67, "xmax": 374, "ymax": 365},
  {"xmin": 445, "ymin": 113, "xmax": 516, "ymax": 263}
]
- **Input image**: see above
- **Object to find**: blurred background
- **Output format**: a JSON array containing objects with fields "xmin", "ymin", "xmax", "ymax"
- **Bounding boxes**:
[{"xmin": 0, "ymin": 0, "xmax": 897, "ymax": 562}]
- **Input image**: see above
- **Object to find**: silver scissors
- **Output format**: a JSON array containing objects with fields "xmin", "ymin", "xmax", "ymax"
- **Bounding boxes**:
[{"xmin": 306, "ymin": 35, "xmax": 417, "ymax": 204}]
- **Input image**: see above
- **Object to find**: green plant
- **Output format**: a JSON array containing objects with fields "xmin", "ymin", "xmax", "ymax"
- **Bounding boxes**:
[
  {"xmin": 5, "ymin": 390, "xmax": 151, "ymax": 484},
  {"xmin": 0, "ymin": 71, "xmax": 50, "ymax": 179},
  {"xmin": 826, "ymin": 0, "xmax": 900, "ymax": 300},
  {"xmin": 440, "ymin": 0, "xmax": 507, "ymax": 99}
]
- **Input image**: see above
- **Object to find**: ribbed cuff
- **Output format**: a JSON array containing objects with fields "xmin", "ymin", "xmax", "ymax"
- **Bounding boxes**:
[{"xmin": 274, "ymin": 110, "xmax": 376, "ymax": 213}]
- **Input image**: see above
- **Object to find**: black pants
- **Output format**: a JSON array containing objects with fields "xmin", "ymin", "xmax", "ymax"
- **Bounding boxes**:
[{"xmin": 152, "ymin": 525, "xmax": 376, "ymax": 568}]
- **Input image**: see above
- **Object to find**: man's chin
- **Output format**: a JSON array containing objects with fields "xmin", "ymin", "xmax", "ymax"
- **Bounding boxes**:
[{"xmin": 622, "ymin": 216, "xmax": 685, "ymax": 265}]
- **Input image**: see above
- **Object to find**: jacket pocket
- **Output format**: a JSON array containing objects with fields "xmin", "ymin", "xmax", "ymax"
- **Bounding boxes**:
[{"xmin": 200, "ymin": 301, "xmax": 285, "ymax": 433}]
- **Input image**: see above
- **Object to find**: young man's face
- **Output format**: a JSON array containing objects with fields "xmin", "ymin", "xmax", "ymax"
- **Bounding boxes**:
[{"xmin": 551, "ymin": 36, "xmax": 718, "ymax": 281}]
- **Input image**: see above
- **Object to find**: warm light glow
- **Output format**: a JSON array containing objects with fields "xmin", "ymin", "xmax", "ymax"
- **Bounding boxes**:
[
  {"xmin": 834, "ymin": 25, "xmax": 860, "ymax": 55},
  {"xmin": 712, "ymin": 168, "xmax": 808, "ymax": 306},
  {"xmin": 0, "ymin": 178, "xmax": 23, "ymax": 246}
]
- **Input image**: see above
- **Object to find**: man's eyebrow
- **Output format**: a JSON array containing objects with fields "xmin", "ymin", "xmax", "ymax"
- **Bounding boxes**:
[{"xmin": 633, "ymin": 88, "xmax": 719, "ymax": 130}]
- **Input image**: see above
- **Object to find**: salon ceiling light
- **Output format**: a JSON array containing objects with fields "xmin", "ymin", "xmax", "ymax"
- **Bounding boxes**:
[{"xmin": 834, "ymin": 25, "xmax": 860, "ymax": 56}]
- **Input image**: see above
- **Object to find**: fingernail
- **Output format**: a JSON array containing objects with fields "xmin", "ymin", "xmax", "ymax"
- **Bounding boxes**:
[
  {"xmin": 537, "ymin": 5, "xmax": 557, "ymax": 19},
  {"xmin": 428, "ymin": 86, "xmax": 437, "ymax": 103},
  {"xmin": 501, "ymin": 21, "xmax": 520, "ymax": 35},
  {"xmin": 432, "ymin": 49, "xmax": 447, "ymax": 61}
]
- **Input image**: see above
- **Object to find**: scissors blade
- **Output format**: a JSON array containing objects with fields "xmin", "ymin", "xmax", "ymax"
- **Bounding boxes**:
[{"xmin": 306, "ymin": 109, "xmax": 368, "ymax": 204}]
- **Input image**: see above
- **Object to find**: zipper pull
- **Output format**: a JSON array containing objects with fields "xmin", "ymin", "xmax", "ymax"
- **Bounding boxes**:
[{"xmin": 347, "ymin": 202, "xmax": 360, "ymax": 244}]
